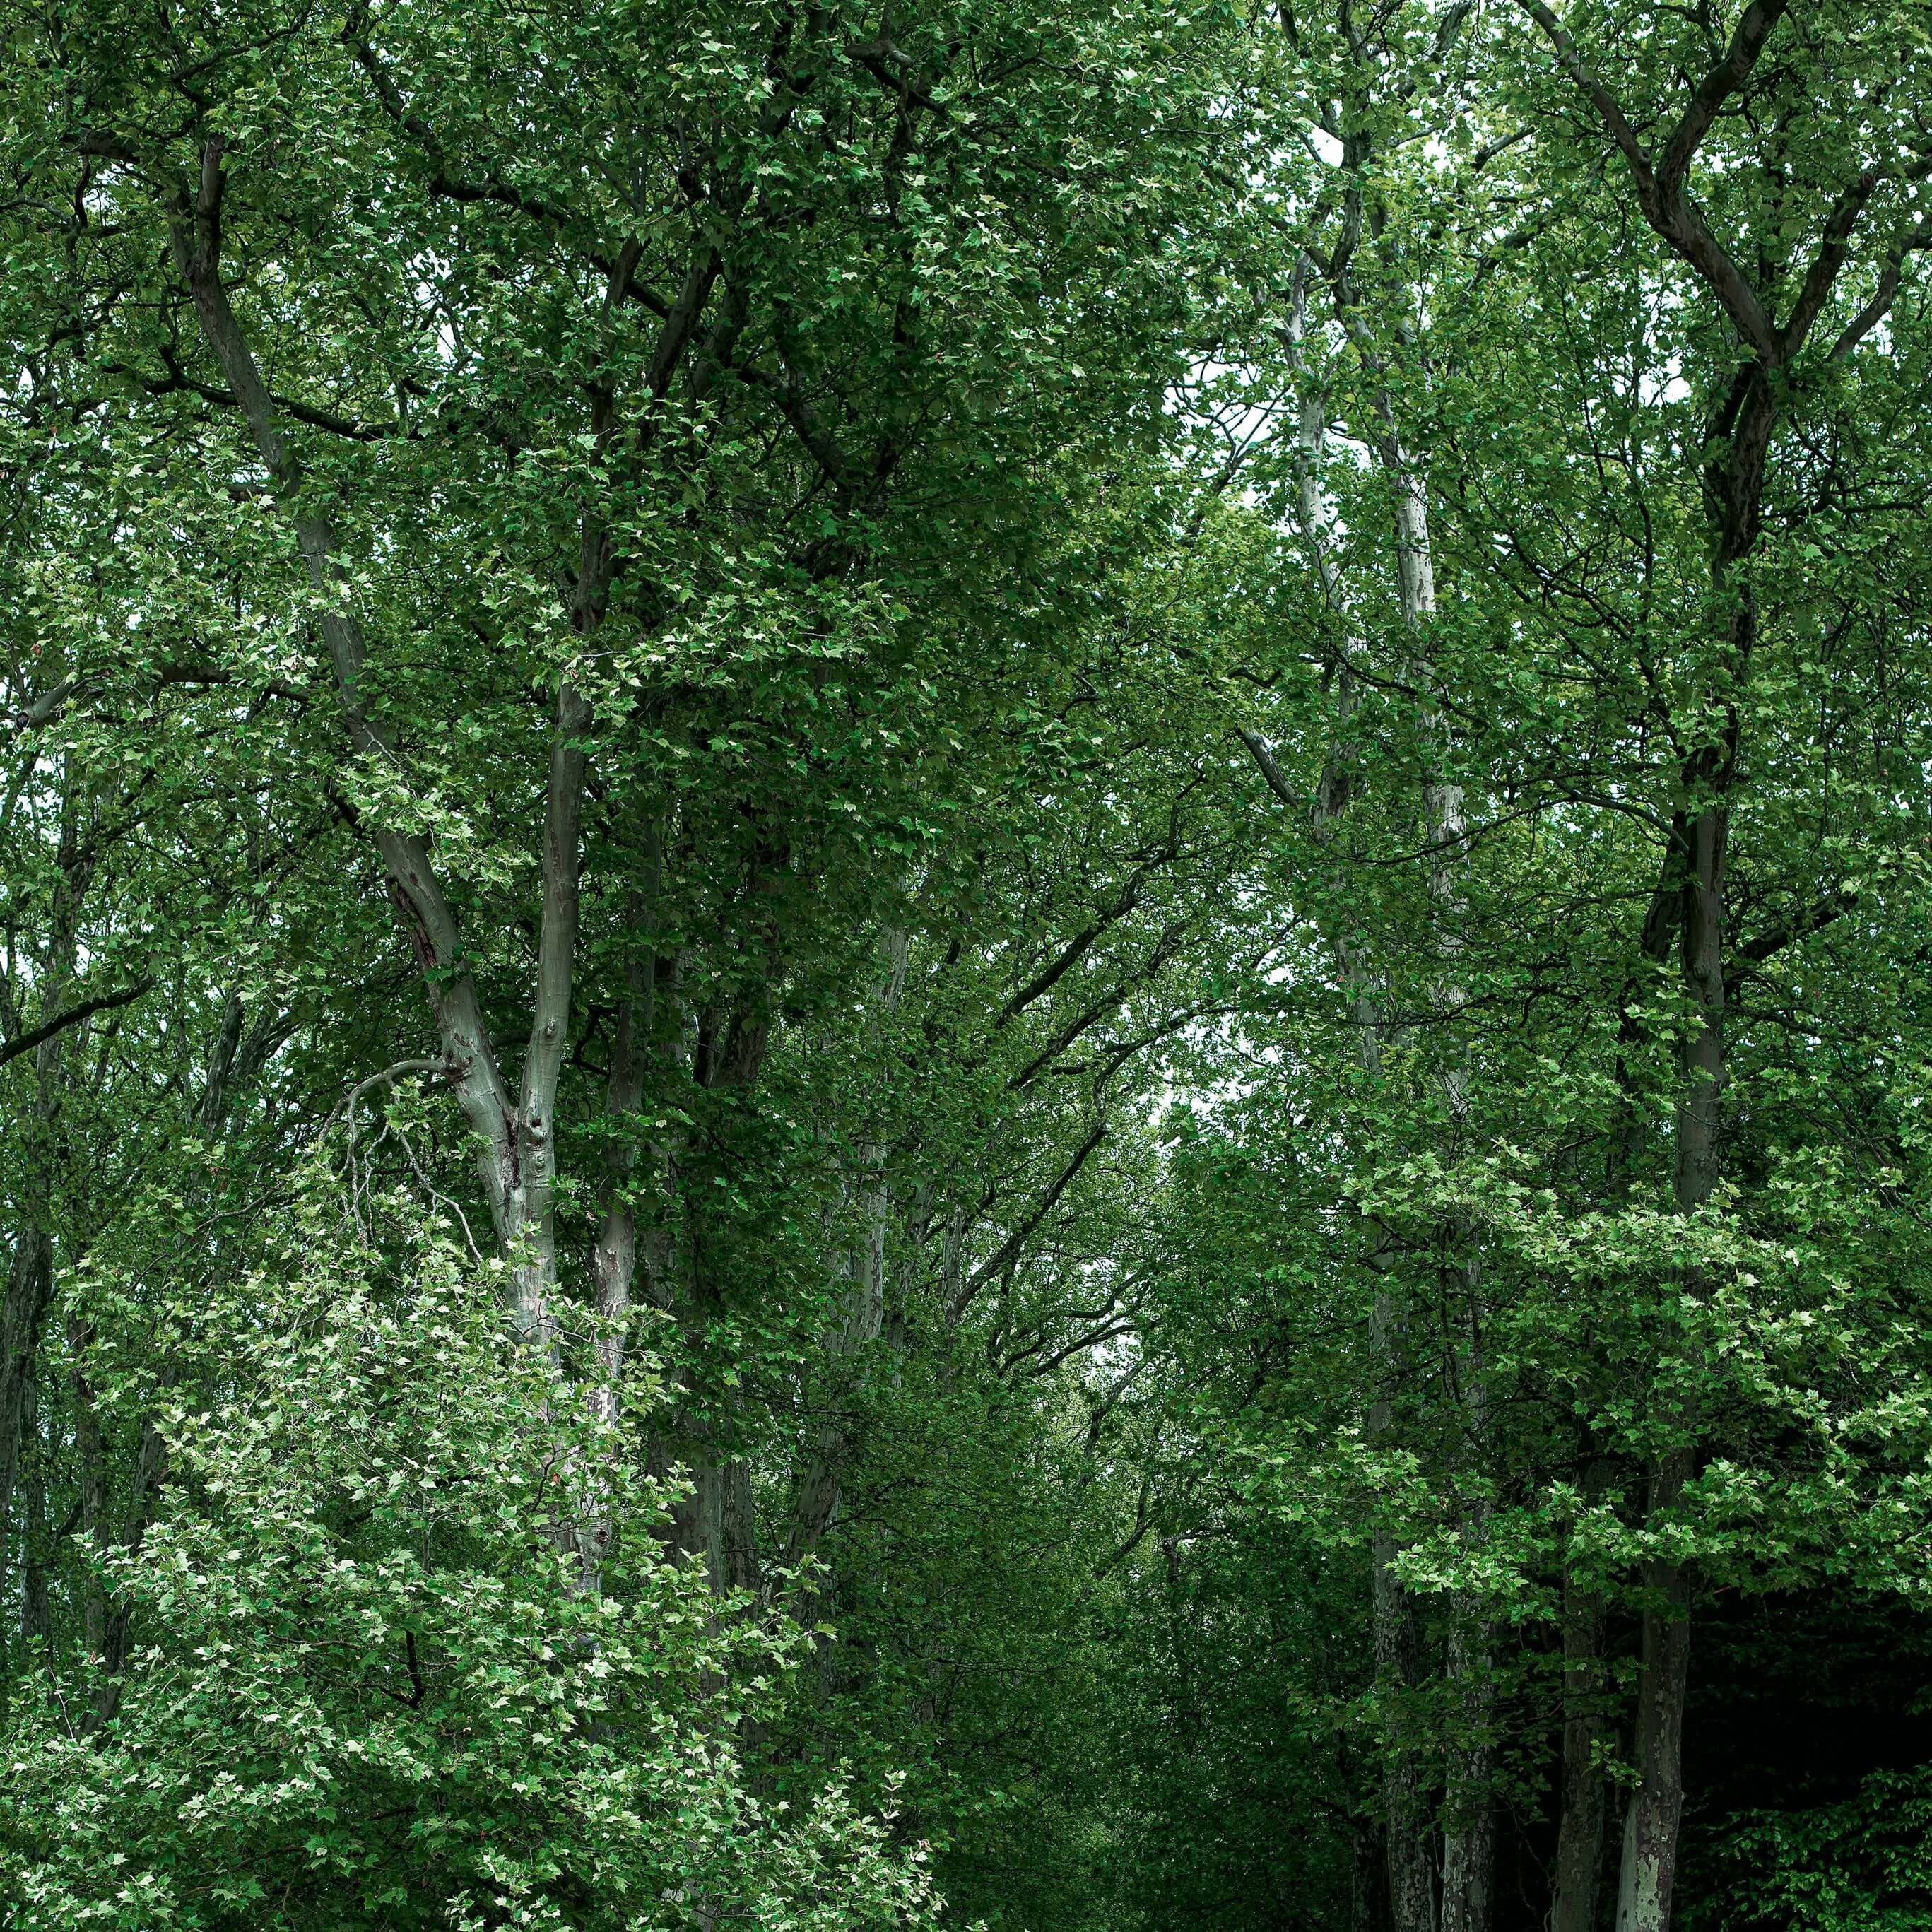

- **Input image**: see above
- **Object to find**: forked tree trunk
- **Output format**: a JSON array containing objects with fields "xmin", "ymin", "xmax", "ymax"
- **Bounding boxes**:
[{"xmin": 1512, "ymin": 10, "xmax": 1913, "ymax": 1908}]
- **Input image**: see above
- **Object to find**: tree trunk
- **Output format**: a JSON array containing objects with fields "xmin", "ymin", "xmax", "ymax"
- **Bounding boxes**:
[
  {"xmin": 1374, "ymin": 1519, "xmax": 1439, "ymax": 1932},
  {"xmin": 0, "ymin": 1225, "xmax": 53, "ymax": 1614},
  {"xmin": 67, "ymin": 1317, "xmax": 109, "ymax": 1666},
  {"xmin": 1440, "ymin": 1609, "xmax": 1495, "ymax": 1932},
  {"xmin": 1353, "ymin": 1808, "xmax": 1394, "ymax": 1932},
  {"xmin": 0, "ymin": 793, "xmax": 90, "ymax": 1598},
  {"xmin": 1509, "ymin": 13, "xmax": 1902, "ymax": 1912},
  {"xmin": 1614, "ymin": 1452, "xmax": 1693, "ymax": 1932},
  {"xmin": 1552, "ymin": 1571, "xmax": 1607, "ymax": 1932},
  {"xmin": 1268, "ymin": 254, "xmax": 1442, "ymax": 1932},
  {"xmin": 17, "ymin": 1362, "xmax": 51, "ymax": 1649}
]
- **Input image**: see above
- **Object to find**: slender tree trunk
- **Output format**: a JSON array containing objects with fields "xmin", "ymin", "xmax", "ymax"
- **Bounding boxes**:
[
  {"xmin": 0, "ymin": 1225, "xmax": 53, "ymax": 1619},
  {"xmin": 0, "ymin": 792, "xmax": 90, "ymax": 1598},
  {"xmin": 1374, "ymin": 1521, "xmax": 1438, "ymax": 1932},
  {"xmin": 1370, "ymin": 1264, "xmax": 1434, "ymax": 1932},
  {"xmin": 577, "ymin": 854, "xmax": 662, "ymax": 1594},
  {"xmin": 666, "ymin": 963, "xmax": 782, "ymax": 1601},
  {"xmin": 1613, "ymin": 777, "xmax": 1726, "ymax": 1932},
  {"xmin": 1260, "ymin": 259, "xmax": 1444, "ymax": 1932},
  {"xmin": 1553, "ymin": 1567, "xmax": 1607, "ymax": 1932},
  {"xmin": 66, "ymin": 1317, "xmax": 108, "ymax": 1666},
  {"xmin": 1506, "ymin": 9, "xmax": 1910, "ymax": 1912},
  {"xmin": 1441, "ymin": 1610, "xmax": 1495, "ymax": 1932},
  {"xmin": 18, "ymin": 1360, "xmax": 51, "ymax": 1649},
  {"xmin": 1615, "ymin": 370, "xmax": 1761, "ymax": 1921},
  {"xmin": 1370, "ymin": 281, "xmax": 1495, "ymax": 1932},
  {"xmin": 1353, "ymin": 1808, "xmax": 1395, "ymax": 1932},
  {"xmin": 785, "ymin": 928, "xmax": 909, "ymax": 1584},
  {"xmin": 1615, "ymin": 1451, "xmax": 1693, "ymax": 1932}
]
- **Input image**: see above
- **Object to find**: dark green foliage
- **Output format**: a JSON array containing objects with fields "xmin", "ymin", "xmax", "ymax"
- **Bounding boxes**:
[{"xmin": 5, "ymin": 4, "xmax": 1932, "ymax": 1929}]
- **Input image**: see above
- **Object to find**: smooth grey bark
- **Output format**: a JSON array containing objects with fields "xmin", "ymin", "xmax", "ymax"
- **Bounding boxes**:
[
  {"xmin": 158, "ymin": 136, "xmax": 705, "ymax": 1357},
  {"xmin": 1439, "ymin": 1601, "xmax": 1495, "ymax": 1932},
  {"xmin": 160, "ymin": 142, "xmax": 533, "ymax": 1309},
  {"xmin": 1249, "ymin": 252, "xmax": 1448, "ymax": 1932},
  {"xmin": 1371, "ymin": 359, "xmax": 1494, "ymax": 1932},
  {"xmin": 153, "ymin": 135, "xmax": 746, "ymax": 1607},
  {"xmin": 1319, "ymin": 160, "xmax": 1500, "ymax": 1925}
]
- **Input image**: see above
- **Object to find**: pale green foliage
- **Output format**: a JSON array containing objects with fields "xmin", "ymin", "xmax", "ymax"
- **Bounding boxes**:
[{"xmin": 1, "ymin": 1176, "xmax": 938, "ymax": 1930}]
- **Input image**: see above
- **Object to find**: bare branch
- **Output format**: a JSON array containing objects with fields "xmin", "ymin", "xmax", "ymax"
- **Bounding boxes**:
[
  {"xmin": 948, "ymin": 1123, "xmax": 1109, "ymax": 1322},
  {"xmin": 0, "ymin": 979, "xmax": 155, "ymax": 1071},
  {"xmin": 1237, "ymin": 727, "xmax": 1300, "ymax": 809},
  {"xmin": 1654, "ymin": 0, "xmax": 1791, "ymax": 193}
]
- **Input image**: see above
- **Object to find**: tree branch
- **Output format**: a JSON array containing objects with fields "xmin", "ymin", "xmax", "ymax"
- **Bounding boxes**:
[
  {"xmin": 0, "ymin": 979, "xmax": 155, "ymax": 1071},
  {"xmin": 1515, "ymin": 0, "xmax": 1781, "ymax": 358},
  {"xmin": 1655, "ymin": 0, "xmax": 1791, "ymax": 193},
  {"xmin": 948, "ymin": 1123, "xmax": 1109, "ymax": 1322},
  {"xmin": 1830, "ymin": 216, "xmax": 1932, "ymax": 361},
  {"xmin": 1237, "ymin": 726, "xmax": 1300, "ymax": 809}
]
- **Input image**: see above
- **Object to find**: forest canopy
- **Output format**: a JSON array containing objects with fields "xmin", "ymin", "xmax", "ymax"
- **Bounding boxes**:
[{"xmin": 4, "ymin": 2, "xmax": 1932, "ymax": 1928}]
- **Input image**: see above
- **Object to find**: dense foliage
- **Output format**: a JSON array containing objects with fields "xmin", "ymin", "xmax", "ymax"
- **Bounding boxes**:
[{"xmin": 4, "ymin": 1, "xmax": 1932, "ymax": 1928}]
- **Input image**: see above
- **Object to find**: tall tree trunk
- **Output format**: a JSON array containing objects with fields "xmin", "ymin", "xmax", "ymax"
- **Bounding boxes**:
[
  {"xmin": 577, "ymin": 855, "xmax": 662, "ymax": 1594},
  {"xmin": 784, "ymin": 929, "xmax": 910, "ymax": 1588},
  {"xmin": 17, "ymin": 1359, "xmax": 51, "ymax": 1650},
  {"xmin": 162, "ymin": 138, "xmax": 697, "ymax": 1370},
  {"xmin": 66, "ymin": 1316, "xmax": 109, "ymax": 1667},
  {"xmin": 1440, "ymin": 1611, "xmax": 1495, "ymax": 1932},
  {"xmin": 0, "ymin": 790, "xmax": 91, "ymax": 1626},
  {"xmin": 1509, "ymin": 15, "xmax": 1914, "ymax": 1909},
  {"xmin": 664, "ymin": 956, "xmax": 782, "ymax": 1601},
  {"xmin": 1353, "ymin": 1806, "xmax": 1395, "ymax": 1932},
  {"xmin": 1374, "ymin": 1521, "xmax": 1438, "ymax": 1932},
  {"xmin": 1614, "ymin": 1454, "xmax": 1693, "ymax": 1932},
  {"xmin": 0, "ymin": 1225, "xmax": 54, "ymax": 1625},
  {"xmin": 1615, "ymin": 372, "xmax": 1762, "ymax": 1928},
  {"xmin": 1553, "ymin": 1563, "xmax": 1608, "ymax": 1932},
  {"xmin": 1372, "ymin": 281, "xmax": 1495, "ymax": 1932},
  {"xmin": 1255, "ymin": 260, "xmax": 1445, "ymax": 1932}
]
